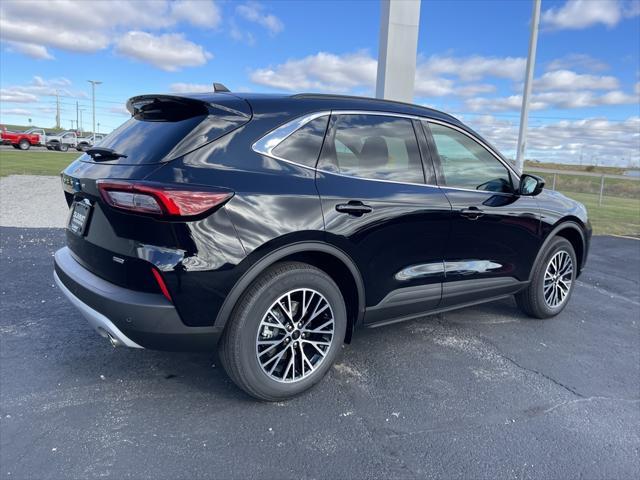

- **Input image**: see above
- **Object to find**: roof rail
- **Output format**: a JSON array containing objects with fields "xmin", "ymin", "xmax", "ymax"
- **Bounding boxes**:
[
  {"xmin": 290, "ymin": 93, "xmax": 457, "ymax": 120},
  {"xmin": 213, "ymin": 83, "xmax": 231, "ymax": 93}
]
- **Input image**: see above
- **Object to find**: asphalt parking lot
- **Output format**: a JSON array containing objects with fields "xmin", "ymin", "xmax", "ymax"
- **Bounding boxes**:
[{"xmin": 1, "ymin": 227, "xmax": 638, "ymax": 480}]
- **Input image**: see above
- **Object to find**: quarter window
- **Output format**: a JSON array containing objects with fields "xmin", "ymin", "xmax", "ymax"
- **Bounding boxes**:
[
  {"xmin": 427, "ymin": 122, "xmax": 512, "ymax": 193},
  {"xmin": 321, "ymin": 114, "xmax": 424, "ymax": 184},
  {"xmin": 271, "ymin": 116, "xmax": 329, "ymax": 168}
]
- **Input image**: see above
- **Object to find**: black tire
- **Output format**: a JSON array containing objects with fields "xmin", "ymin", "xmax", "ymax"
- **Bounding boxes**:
[
  {"xmin": 18, "ymin": 139, "xmax": 31, "ymax": 150},
  {"xmin": 516, "ymin": 237, "xmax": 577, "ymax": 319},
  {"xmin": 59, "ymin": 143, "xmax": 69, "ymax": 152},
  {"xmin": 219, "ymin": 261, "xmax": 347, "ymax": 401},
  {"xmin": 77, "ymin": 143, "xmax": 89, "ymax": 152}
]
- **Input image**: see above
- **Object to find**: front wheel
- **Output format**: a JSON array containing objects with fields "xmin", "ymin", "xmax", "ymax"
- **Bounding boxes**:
[
  {"xmin": 18, "ymin": 139, "xmax": 31, "ymax": 150},
  {"xmin": 59, "ymin": 143, "xmax": 69, "ymax": 152},
  {"xmin": 516, "ymin": 237, "xmax": 577, "ymax": 319},
  {"xmin": 219, "ymin": 262, "xmax": 346, "ymax": 401}
]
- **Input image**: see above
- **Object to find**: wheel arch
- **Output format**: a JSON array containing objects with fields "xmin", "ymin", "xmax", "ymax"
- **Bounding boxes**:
[
  {"xmin": 530, "ymin": 220, "xmax": 587, "ymax": 281},
  {"xmin": 214, "ymin": 242, "xmax": 365, "ymax": 343}
]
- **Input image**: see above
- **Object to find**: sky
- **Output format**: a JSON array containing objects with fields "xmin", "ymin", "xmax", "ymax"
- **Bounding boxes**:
[{"xmin": 0, "ymin": 0, "xmax": 639, "ymax": 166}]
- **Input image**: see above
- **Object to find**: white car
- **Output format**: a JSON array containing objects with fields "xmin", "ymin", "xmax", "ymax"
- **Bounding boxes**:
[
  {"xmin": 75, "ymin": 134, "xmax": 104, "ymax": 152},
  {"xmin": 45, "ymin": 131, "xmax": 78, "ymax": 152}
]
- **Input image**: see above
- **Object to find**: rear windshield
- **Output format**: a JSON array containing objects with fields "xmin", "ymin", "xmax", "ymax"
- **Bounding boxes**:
[
  {"xmin": 93, "ymin": 115, "xmax": 206, "ymax": 165},
  {"xmin": 81, "ymin": 96, "xmax": 250, "ymax": 165}
]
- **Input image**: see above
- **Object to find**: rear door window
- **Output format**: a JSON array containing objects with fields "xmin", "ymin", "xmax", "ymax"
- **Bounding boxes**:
[
  {"xmin": 271, "ymin": 116, "xmax": 329, "ymax": 167},
  {"xmin": 319, "ymin": 114, "xmax": 424, "ymax": 184}
]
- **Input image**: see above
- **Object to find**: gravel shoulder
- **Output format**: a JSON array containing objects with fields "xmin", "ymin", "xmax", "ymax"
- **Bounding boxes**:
[{"xmin": 0, "ymin": 175, "xmax": 69, "ymax": 228}]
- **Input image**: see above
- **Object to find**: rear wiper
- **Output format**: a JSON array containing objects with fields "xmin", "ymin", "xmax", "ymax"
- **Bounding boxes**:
[{"xmin": 86, "ymin": 147, "xmax": 128, "ymax": 161}]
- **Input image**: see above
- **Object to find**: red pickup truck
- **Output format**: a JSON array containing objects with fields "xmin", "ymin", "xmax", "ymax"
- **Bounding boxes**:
[{"xmin": 0, "ymin": 126, "xmax": 47, "ymax": 150}]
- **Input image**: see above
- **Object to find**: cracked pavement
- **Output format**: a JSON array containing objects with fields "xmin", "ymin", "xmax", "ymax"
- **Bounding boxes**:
[{"xmin": 1, "ymin": 229, "xmax": 639, "ymax": 479}]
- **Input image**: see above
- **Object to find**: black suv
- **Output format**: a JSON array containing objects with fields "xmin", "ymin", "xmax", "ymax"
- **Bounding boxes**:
[{"xmin": 55, "ymin": 92, "xmax": 591, "ymax": 400}]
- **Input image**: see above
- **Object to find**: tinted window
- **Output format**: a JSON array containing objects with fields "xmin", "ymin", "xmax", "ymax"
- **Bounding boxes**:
[
  {"xmin": 322, "ymin": 114, "xmax": 423, "ymax": 183},
  {"xmin": 94, "ymin": 115, "xmax": 205, "ymax": 165},
  {"xmin": 427, "ymin": 123, "xmax": 511, "ymax": 193},
  {"xmin": 272, "ymin": 116, "xmax": 329, "ymax": 167}
]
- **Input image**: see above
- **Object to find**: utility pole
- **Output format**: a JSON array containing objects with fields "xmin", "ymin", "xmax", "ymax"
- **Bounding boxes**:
[
  {"xmin": 87, "ymin": 80, "xmax": 102, "ymax": 140},
  {"xmin": 97, "ymin": 122, "xmax": 101, "ymax": 135},
  {"xmin": 79, "ymin": 109, "xmax": 84, "ymax": 134},
  {"xmin": 55, "ymin": 90, "xmax": 60, "ymax": 129},
  {"xmin": 515, "ymin": 0, "xmax": 541, "ymax": 173},
  {"xmin": 70, "ymin": 120, "xmax": 75, "ymax": 130},
  {"xmin": 76, "ymin": 101, "xmax": 79, "ymax": 131},
  {"xmin": 579, "ymin": 146, "xmax": 584, "ymax": 166}
]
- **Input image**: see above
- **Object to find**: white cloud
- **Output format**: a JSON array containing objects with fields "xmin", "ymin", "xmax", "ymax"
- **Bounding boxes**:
[
  {"xmin": 4, "ymin": 41, "xmax": 54, "ymax": 60},
  {"xmin": 0, "ymin": 108, "xmax": 32, "ymax": 116},
  {"xmin": 230, "ymin": 19, "xmax": 256, "ymax": 45},
  {"xmin": 419, "ymin": 55, "xmax": 526, "ymax": 82},
  {"xmin": 169, "ymin": 83, "xmax": 214, "ymax": 94},
  {"xmin": 1, "ymin": 77, "xmax": 84, "ymax": 105},
  {"xmin": 171, "ymin": 0, "xmax": 222, "ymax": 28},
  {"xmin": 108, "ymin": 105, "xmax": 130, "ymax": 116},
  {"xmin": 541, "ymin": 0, "xmax": 639, "ymax": 30},
  {"xmin": 466, "ymin": 95, "xmax": 545, "ymax": 112},
  {"xmin": 250, "ymin": 51, "xmax": 524, "ymax": 96},
  {"xmin": 236, "ymin": 2, "xmax": 284, "ymax": 35},
  {"xmin": 251, "ymin": 51, "xmax": 376, "ymax": 92},
  {"xmin": 0, "ymin": 90, "xmax": 38, "ymax": 103},
  {"xmin": 546, "ymin": 53, "xmax": 609, "ymax": 72},
  {"xmin": 455, "ymin": 84, "xmax": 497, "ymax": 97},
  {"xmin": 0, "ymin": 15, "xmax": 110, "ymax": 53},
  {"xmin": 0, "ymin": 0, "xmax": 219, "ymax": 67},
  {"xmin": 466, "ymin": 89, "xmax": 639, "ymax": 112},
  {"xmin": 470, "ymin": 115, "xmax": 640, "ymax": 166},
  {"xmin": 115, "ymin": 31, "xmax": 212, "ymax": 71},
  {"xmin": 534, "ymin": 70, "xmax": 619, "ymax": 91}
]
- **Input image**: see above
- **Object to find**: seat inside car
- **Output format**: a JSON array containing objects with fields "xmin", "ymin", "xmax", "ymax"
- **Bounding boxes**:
[{"xmin": 359, "ymin": 136, "xmax": 389, "ymax": 168}]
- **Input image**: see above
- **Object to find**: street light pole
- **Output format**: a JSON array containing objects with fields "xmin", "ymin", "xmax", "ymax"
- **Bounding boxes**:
[
  {"xmin": 515, "ymin": 0, "xmax": 541, "ymax": 173},
  {"xmin": 87, "ymin": 80, "xmax": 102, "ymax": 140}
]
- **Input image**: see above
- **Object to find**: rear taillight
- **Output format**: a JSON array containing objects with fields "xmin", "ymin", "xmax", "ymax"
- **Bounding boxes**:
[{"xmin": 97, "ymin": 180, "xmax": 233, "ymax": 218}]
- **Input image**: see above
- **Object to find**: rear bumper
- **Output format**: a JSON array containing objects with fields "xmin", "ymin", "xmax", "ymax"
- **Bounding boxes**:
[{"xmin": 54, "ymin": 247, "xmax": 222, "ymax": 351}]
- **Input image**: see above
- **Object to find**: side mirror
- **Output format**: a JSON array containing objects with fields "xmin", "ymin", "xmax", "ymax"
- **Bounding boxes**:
[{"xmin": 519, "ymin": 173, "xmax": 545, "ymax": 196}]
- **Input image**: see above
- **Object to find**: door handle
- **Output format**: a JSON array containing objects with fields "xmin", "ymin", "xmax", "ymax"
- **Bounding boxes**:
[
  {"xmin": 460, "ymin": 207, "xmax": 484, "ymax": 220},
  {"xmin": 336, "ymin": 201, "xmax": 373, "ymax": 216}
]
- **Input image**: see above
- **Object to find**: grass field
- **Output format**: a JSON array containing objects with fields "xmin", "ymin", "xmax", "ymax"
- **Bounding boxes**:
[
  {"xmin": 0, "ymin": 149, "xmax": 78, "ymax": 177},
  {"xmin": 564, "ymin": 191, "xmax": 639, "ymax": 237},
  {"xmin": 1, "ymin": 149, "xmax": 638, "ymax": 236}
]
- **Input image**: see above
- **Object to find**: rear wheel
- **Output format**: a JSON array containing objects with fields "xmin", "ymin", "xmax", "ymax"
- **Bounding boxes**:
[
  {"xmin": 516, "ymin": 237, "xmax": 576, "ymax": 319},
  {"xmin": 59, "ymin": 143, "xmax": 69, "ymax": 152},
  {"xmin": 220, "ymin": 261, "xmax": 346, "ymax": 401}
]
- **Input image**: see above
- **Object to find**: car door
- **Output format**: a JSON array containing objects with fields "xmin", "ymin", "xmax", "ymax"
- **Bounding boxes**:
[
  {"xmin": 422, "ymin": 120, "xmax": 541, "ymax": 308},
  {"xmin": 316, "ymin": 112, "xmax": 452, "ymax": 325}
]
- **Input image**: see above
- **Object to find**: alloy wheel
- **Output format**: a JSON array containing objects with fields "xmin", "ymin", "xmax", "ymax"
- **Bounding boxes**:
[
  {"xmin": 543, "ymin": 250, "xmax": 573, "ymax": 308},
  {"xmin": 256, "ymin": 288, "xmax": 335, "ymax": 383}
]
